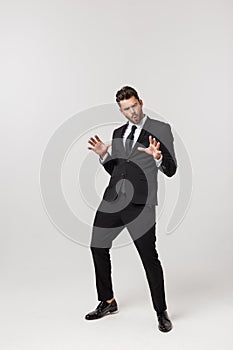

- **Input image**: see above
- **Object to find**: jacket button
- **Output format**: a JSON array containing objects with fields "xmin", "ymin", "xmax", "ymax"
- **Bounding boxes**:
[
  {"xmin": 126, "ymin": 160, "xmax": 130, "ymax": 163},
  {"xmin": 121, "ymin": 173, "xmax": 125, "ymax": 178}
]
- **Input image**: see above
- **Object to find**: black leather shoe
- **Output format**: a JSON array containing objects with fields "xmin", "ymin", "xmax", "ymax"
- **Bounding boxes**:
[
  {"xmin": 85, "ymin": 299, "xmax": 118, "ymax": 320},
  {"xmin": 157, "ymin": 311, "xmax": 173, "ymax": 332}
]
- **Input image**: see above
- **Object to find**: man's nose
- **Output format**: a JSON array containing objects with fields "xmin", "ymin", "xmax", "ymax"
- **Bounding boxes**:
[{"xmin": 130, "ymin": 107, "xmax": 135, "ymax": 115}]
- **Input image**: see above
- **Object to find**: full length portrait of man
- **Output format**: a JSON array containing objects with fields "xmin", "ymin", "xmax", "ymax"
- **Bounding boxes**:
[{"xmin": 85, "ymin": 86, "xmax": 177, "ymax": 332}]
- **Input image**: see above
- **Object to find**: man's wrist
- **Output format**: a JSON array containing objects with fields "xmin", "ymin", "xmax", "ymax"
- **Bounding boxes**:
[
  {"xmin": 99, "ymin": 152, "xmax": 109, "ymax": 163},
  {"xmin": 153, "ymin": 154, "xmax": 162, "ymax": 161},
  {"xmin": 100, "ymin": 152, "xmax": 107, "ymax": 160},
  {"xmin": 153, "ymin": 154, "xmax": 163, "ymax": 167}
]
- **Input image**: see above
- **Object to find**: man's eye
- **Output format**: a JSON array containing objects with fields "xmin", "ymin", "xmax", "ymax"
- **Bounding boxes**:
[{"xmin": 124, "ymin": 103, "xmax": 137, "ymax": 111}]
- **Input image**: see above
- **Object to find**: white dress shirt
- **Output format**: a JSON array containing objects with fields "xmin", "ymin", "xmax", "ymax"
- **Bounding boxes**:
[{"xmin": 100, "ymin": 114, "xmax": 163, "ymax": 167}]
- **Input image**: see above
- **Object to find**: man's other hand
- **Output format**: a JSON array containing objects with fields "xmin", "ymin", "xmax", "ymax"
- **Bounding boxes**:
[
  {"xmin": 137, "ymin": 135, "xmax": 162, "ymax": 160},
  {"xmin": 88, "ymin": 134, "xmax": 111, "ymax": 159}
]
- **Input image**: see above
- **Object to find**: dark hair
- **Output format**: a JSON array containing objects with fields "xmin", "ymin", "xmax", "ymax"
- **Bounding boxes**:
[{"xmin": 116, "ymin": 86, "xmax": 140, "ymax": 105}]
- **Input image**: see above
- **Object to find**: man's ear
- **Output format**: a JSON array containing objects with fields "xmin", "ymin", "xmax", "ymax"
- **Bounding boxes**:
[{"xmin": 139, "ymin": 99, "xmax": 143, "ymax": 106}]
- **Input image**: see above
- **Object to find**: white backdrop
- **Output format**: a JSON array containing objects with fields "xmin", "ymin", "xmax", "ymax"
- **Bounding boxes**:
[{"xmin": 1, "ymin": 0, "xmax": 233, "ymax": 349}]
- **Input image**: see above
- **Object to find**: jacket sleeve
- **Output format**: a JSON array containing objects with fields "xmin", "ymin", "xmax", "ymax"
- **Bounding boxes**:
[{"xmin": 159, "ymin": 124, "xmax": 177, "ymax": 177}]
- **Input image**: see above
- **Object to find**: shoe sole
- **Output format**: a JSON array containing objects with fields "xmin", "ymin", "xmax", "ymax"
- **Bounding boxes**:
[
  {"xmin": 109, "ymin": 309, "xmax": 119, "ymax": 314},
  {"xmin": 101, "ymin": 308, "xmax": 119, "ymax": 317},
  {"xmin": 85, "ymin": 308, "xmax": 119, "ymax": 320}
]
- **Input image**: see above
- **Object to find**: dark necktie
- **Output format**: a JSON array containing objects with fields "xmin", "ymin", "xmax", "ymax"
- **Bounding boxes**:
[{"xmin": 125, "ymin": 125, "xmax": 137, "ymax": 156}]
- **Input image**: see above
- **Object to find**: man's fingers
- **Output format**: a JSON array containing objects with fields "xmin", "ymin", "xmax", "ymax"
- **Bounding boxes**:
[
  {"xmin": 90, "ymin": 137, "xmax": 97, "ymax": 144},
  {"xmin": 88, "ymin": 139, "xmax": 95, "ymax": 146},
  {"xmin": 156, "ymin": 141, "xmax": 160, "ymax": 149},
  {"xmin": 94, "ymin": 135, "xmax": 102, "ymax": 143},
  {"xmin": 137, "ymin": 147, "xmax": 146, "ymax": 152},
  {"xmin": 88, "ymin": 147, "xmax": 94, "ymax": 150},
  {"xmin": 150, "ymin": 135, "xmax": 158, "ymax": 146},
  {"xmin": 88, "ymin": 135, "xmax": 104, "ymax": 146},
  {"xmin": 153, "ymin": 137, "xmax": 158, "ymax": 146}
]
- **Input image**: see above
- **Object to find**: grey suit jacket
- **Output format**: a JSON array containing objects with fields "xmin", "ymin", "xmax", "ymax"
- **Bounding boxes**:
[{"xmin": 101, "ymin": 116, "xmax": 177, "ymax": 205}]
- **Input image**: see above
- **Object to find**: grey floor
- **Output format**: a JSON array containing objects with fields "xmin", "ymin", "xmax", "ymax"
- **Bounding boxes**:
[
  {"xmin": 1, "ymin": 280, "xmax": 232, "ymax": 350},
  {"xmin": 1, "ymin": 246, "xmax": 232, "ymax": 350}
]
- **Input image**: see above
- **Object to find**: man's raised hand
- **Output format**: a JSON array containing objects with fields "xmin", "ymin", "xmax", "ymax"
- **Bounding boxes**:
[
  {"xmin": 137, "ymin": 135, "xmax": 162, "ymax": 160},
  {"xmin": 88, "ymin": 134, "xmax": 111, "ymax": 159}
]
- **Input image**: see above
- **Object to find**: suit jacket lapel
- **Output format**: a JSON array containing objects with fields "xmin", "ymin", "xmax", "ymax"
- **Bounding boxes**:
[
  {"xmin": 129, "ymin": 116, "xmax": 151, "ymax": 156},
  {"xmin": 113, "ymin": 122, "xmax": 128, "ymax": 156},
  {"xmin": 120, "ymin": 122, "xmax": 129, "ymax": 138}
]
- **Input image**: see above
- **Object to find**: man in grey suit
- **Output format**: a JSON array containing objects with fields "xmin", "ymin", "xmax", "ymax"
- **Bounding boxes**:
[{"xmin": 85, "ymin": 86, "xmax": 177, "ymax": 332}]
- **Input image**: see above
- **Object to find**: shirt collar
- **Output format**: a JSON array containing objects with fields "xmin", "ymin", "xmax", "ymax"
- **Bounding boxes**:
[{"xmin": 128, "ymin": 114, "xmax": 147, "ymax": 130}]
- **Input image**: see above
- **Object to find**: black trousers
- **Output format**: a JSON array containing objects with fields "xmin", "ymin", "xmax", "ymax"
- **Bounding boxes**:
[{"xmin": 90, "ymin": 192, "xmax": 167, "ymax": 313}]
